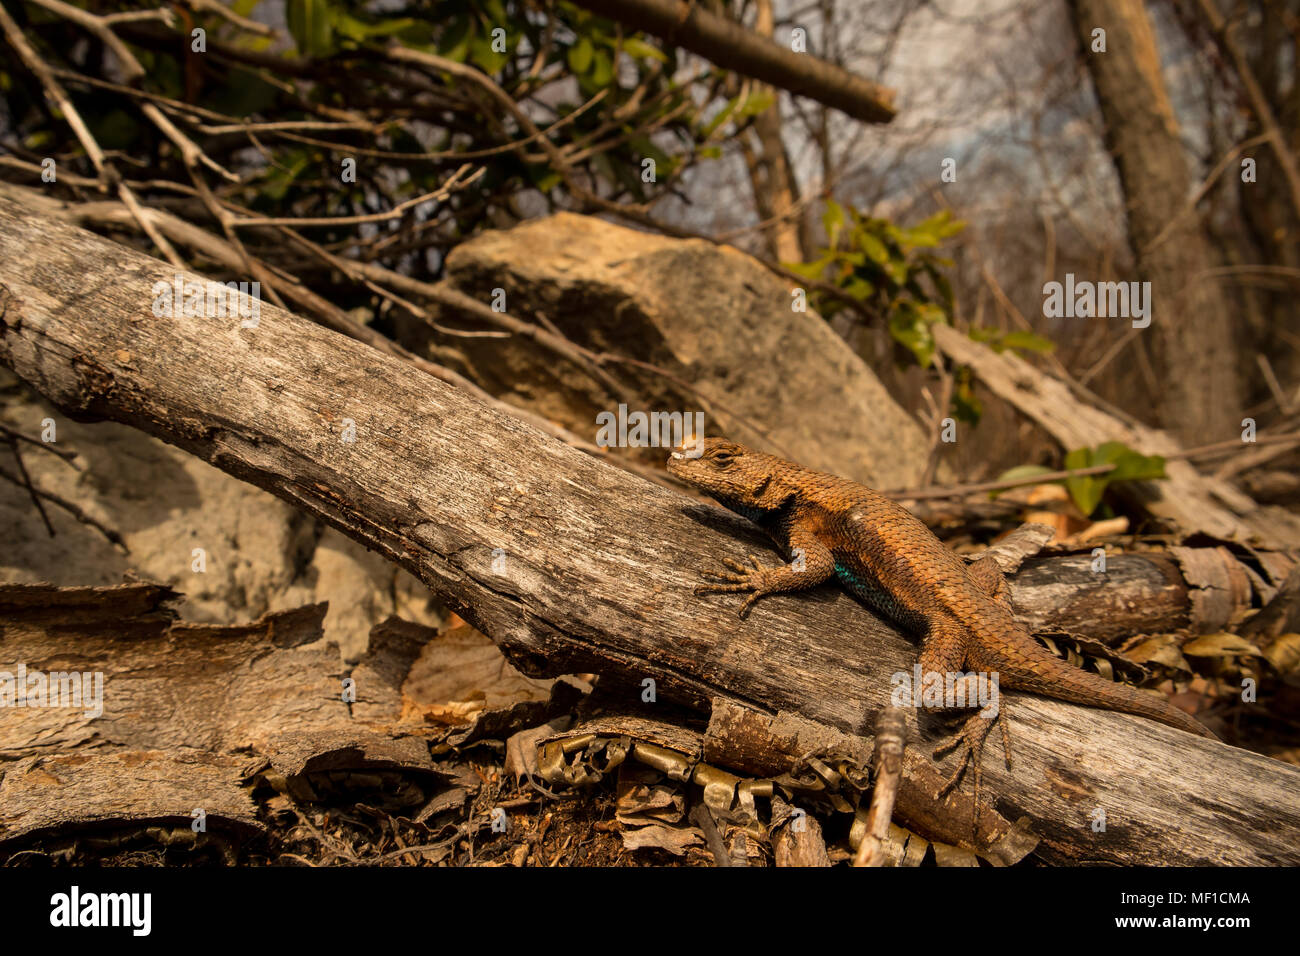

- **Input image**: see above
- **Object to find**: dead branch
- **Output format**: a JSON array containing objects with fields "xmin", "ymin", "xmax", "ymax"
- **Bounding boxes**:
[{"xmin": 567, "ymin": 0, "xmax": 895, "ymax": 123}]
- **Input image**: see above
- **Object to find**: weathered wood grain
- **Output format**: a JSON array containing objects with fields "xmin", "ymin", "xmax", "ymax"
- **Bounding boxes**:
[{"xmin": 1, "ymin": 186, "xmax": 1297, "ymax": 864}]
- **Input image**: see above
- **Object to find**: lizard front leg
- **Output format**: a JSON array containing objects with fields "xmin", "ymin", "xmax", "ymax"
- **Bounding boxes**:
[{"xmin": 694, "ymin": 527, "xmax": 835, "ymax": 617}]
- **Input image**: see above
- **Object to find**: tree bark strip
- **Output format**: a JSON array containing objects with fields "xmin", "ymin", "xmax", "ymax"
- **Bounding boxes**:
[
  {"xmin": 933, "ymin": 323, "xmax": 1300, "ymax": 548},
  {"xmin": 0, "ymin": 187, "xmax": 1296, "ymax": 865}
]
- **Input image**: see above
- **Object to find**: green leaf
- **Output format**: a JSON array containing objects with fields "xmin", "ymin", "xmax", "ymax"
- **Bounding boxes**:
[
  {"xmin": 701, "ymin": 95, "xmax": 740, "ymax": 137},
  {"xmin": 482, "ymin": 0, "xmax": 509, "ymax": 23},
  {"xmin": 567, "ymin": 36, "xmax": 594, "ymax": 75},
  {"xmin": 902, "ymin": 223, "xmax": 939, "ymax": 250},
  {"xmin": 736, "ymin": 88, "xmax": 775, "ymax": 119},
  {"xmin": 1097, "ymin": 442, "xmax": 1166, "ymax": 482},
  {"xmin": 798, "ymin": 197, "xmax": 963, "ymax": 370},
  {"xmin": 968, "ymin": 327, "xmax": 1056, "ymax": 355},
  {"xmin": 622, "ymin": 37, "xmax": 668, "ymax": 62},
  {"xmin": 914, "ymin": 302, "xmax": 948, "ymax": 326},
  {"xmin": 926, "ymin": 264, "xmax": 954, "ymax": 308},
  {"xmin": 922, "ymin": 208, "xmax": 965, "ymax": 239},
  {"xmin": 205, "ymin": 66, "xmax": 279, "ymax": 117},
  {"xmin": 439, "ymin": 16, "xmax": 473, "ymax": 62},
  {"xmin": 332, "ymin": 12, "xmax": 367, "ymax": 42},
  {"xmin": 287, "ymin": 0, "xmax": 334, "ymax": 57},
  {"xmin": 88, "ymin": 109, "xmax": 141, "ymax": 150},
  {"xmin": 1063, "ymin": 446, "xmax": 1105, "ymax": 516},
  {"xmin": 589, "ymin": 49, "xmax": 614, "ymax": 86},
  {"xmin": 999, "ymin": 330, "xmax": 1056, "ymax": 354},
  {"xmin": 528, "ymin": 164, "xmax": 562, "ymax": 193},
  {"xmin": 259, "ymin": 151, "xmax": 311, "ymax": 202},
  {"xmin": 859, "ymin": 231, "xmax": 889, "ymax": 265},
  {"xmin": 782, "ymin": 255, "xmax": 833, "ymax": 282},
  {"xmin": 1061, "ymin": 442, "xmax": 1166, "ymax": 516},
  {"xmin": 883, "ymin": 259, "xmax": 909, "ymax": 287},
  {"xmin": 822, "ymin": 199, "xmax": 845, "ymax": 249},
  {"xmin": 889, "ymin": 307, "xmax": 936, "ymax": 368},
  {"xmin": 990, "ymin": 465, "xmax": 1056, "ymax": 498},
  {"xmin": 469, "ymin": 31, "xmax": 510, "ymax": 74},
  {"xmin": 844, "ymin": 276, "xmax": 874, "ymax": 301},
  {"xmin": 630, "ymin": 136, "xmax": 671, "ymax": 171},
  {"xmin": 22, "ymin": 129, "xmax": 53, "ymax": 150},
  {"xmin": 333, "ymin": 13, "xmax": 416, "ymax": 42}
]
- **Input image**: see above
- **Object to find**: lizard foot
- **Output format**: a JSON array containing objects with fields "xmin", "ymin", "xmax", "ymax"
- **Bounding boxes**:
[
  {"xmin": 694, "ymin": 556, "xmax": 778, "ymax": 617},
  {"xmin": 932, "ymin": 712, "xmax": 1012, "ymax": 830}
]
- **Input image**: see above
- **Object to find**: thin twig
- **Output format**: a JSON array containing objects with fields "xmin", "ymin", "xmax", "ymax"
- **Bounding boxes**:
[
  {"xmin": 230, "ymin": 167, "xmax": 483, "ymax": 228},
  {"xmin": 6, "ymin": 438, "xmax": 55, "ymax": 537},
  {"xmin": 0, "ymin": 3, "xmax": 186, "ymax": 265},
  {"xmin": 183, "ymin": 0, "xmax": 274, "ymax": 35},
  {"xmin": 853, "ymin": 707, "xmax": 906, "ymax": 867},
  {"xmin": 0, "ymin": 463, "xmax": 128, "ymax": 550},
  {"xmin": 0, "ymin": 423, "xmax": 80, "ymax": 465}
]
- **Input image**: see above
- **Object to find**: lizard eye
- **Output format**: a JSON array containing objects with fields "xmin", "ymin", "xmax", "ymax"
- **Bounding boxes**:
[{"xmin": 711, "ymin": 452, "xmax": 734, "ymax": 467}]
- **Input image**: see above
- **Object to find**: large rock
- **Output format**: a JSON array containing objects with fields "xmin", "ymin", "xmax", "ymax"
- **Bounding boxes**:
[
  {"xmin": 0, "ymin": 376, "xmax": 442, "ymax": 659},
  {"xmin": 424, "ymin": 213, "xmax": 930, "ymax": 489}
]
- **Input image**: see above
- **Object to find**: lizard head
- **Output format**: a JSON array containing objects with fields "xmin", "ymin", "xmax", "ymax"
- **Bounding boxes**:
[{"xmin": 667, "ymin": 437, "xmax": 792, "ymax": 514}]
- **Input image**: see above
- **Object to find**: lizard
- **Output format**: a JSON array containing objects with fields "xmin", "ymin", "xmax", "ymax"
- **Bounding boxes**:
[{"xmin": 667, "ymin": 437, "xmax": 1217, "ymax": 812}]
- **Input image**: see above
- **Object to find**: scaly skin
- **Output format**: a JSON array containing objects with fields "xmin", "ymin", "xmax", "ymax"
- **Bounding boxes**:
[{"xmin": 668, "ymin": 438, "xmax": 1215, "ymax": 792}]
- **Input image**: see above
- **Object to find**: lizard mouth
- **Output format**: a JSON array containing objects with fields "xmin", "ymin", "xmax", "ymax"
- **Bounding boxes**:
[{"xmin": 667, "ymin": 447, "xmax": 703, "ymax": 468}]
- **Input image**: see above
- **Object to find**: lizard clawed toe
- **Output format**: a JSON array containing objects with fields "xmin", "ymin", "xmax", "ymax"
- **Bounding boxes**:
[
  {"xmin": 698, "ymin": 556, "xmax": 762, "ymax": 582},
  {"xmin": 693, "ymin": 556, "xmax": 777, "ymax": 617},
  {"xmin": 932, "ymin": 713, "xmax": 1003, "ymax": 830}
]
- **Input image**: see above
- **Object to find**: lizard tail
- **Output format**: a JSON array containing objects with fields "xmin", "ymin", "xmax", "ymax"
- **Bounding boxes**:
[{"xmin": 1025, "ymin": 662, "xmax": 1218, "ymax": 740}]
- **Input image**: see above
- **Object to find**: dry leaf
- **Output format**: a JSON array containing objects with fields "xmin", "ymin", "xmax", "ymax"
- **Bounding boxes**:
[
  {"xmin": 1182, "ymin": 633, "xmax": 1263, "ymax": 658},
  {"xmin": 1263, "ymin": 634, "xmax": 1300, "ymax": 675}
]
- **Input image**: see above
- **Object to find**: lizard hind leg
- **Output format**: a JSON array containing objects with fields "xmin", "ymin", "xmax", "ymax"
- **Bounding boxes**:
[
  {"xmin": 931, "ymin": 705, "xmax": 1013, "ymax": 832},
  {"xmin": 966, "ymin": 553, "xmax": 1014, "ymax": 612},
  {"xmin": 917, "ymin": 620, "xmax": 1011, "ymax": 828}
]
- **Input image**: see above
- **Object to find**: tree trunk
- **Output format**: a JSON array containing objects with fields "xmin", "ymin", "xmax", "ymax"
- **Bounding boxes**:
[
  {"xmin": 745, "ymin": 0, "xmax": 807, "ymax": 263},
  {"xmin": 1065, "ymin": 0, "xmax": 1245, "ymax": 445}
]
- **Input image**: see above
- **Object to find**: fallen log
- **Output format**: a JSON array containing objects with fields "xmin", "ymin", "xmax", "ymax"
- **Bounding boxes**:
[{"xmin": 1, "ymin": 186, "xmax": 1297, "ymax": 865}]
